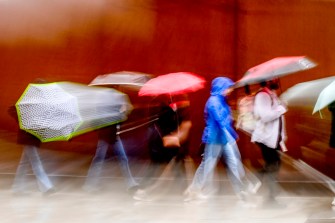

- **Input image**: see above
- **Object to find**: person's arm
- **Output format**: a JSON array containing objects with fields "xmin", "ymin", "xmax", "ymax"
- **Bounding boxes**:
[
  {"xmin": 235, "ymin": 99, "xmax": 242, "ymax": 129},
  {"xmin": 162, "ymin": 120, "xmax": 192, "ymax": 148}
]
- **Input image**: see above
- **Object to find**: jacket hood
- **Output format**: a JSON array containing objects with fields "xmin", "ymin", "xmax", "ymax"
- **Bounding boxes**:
[{"xmin": 210, "ymin": 77, "xmax": 234, "ymax": 96}]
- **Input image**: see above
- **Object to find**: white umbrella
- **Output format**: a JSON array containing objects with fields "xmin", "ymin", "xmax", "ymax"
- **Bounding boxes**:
[
  {"xmin": 313, "ymin": 79, "xmax": 335, "ymax": 114},
  {"xmin": 89, "ymin": 71, "xmax": 153, "ymax": 90},
  {"xmin": 280, "ymin": 76, "xmax": 335, "ymax": 109}
]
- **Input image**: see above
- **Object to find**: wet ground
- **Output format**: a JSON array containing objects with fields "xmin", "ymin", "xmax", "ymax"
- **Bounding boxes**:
[{"xmin": 1, "ymin": 130, "xmax": 335, "ymax": 223}]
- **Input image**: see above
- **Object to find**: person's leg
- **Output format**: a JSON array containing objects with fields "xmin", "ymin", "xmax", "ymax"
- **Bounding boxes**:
[
  {"xmin": 185, "ymin": 155, "xmax": 206, "ymax": 193},
  {"xmin": 133, "ymin": 157, "xmax": 177, "ymax": 201},
  {"xmin": 222, "ymin": 142, "xmax": 246, "ymax": 195},
  {"xmin": 114, "ymin": 135, "xmax": 139, "ymax": 190},
  {"xmin": 83, "ymin": 139, "xmax": 109, "ymax": 191},
  {"xmin": 203, "ymin": 143, "xmax": 222, "ymax": 186},
  {"xmin": 12, "ymin": 146, "xmax": 30, "ymax": 193},
  {"xmin": 145, "ymin": 125, "xmax": 168, "ymax": 185},
  {"xmin": 26, "ymin": 146, "xmax": 54, "ymax": 193},
  {"xmin": 145, "ymin": 157, "xmax": 177, "ymax": 193},
  {"xmin": 184, "ymin": 144, "xmax": 220, "ymax": 201},
  {"xmin": 257, "ymin": 143, "xmax": 281, "ymax": 203},
  {"xmin": 259, "ymin": 144, "xmax": 281, "ymax": 172},
  {"xmin": 183, "ymin": 156, "xmax": 211, "ymax": 201}
]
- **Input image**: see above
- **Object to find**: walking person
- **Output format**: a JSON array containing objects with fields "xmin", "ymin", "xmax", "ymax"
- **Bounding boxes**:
[
  {"xmin": 8, "ymin": 102, "xmax": 55, "ymax": 195},
  {"xmin": 328, "ymin": 101, "xmax": 335, "ymax": 149},
  {"xmin": 184, "ymin": 77, "xmax": 251, "ymax": 202},
  {"xmin": 83, "ymin": 124, "xmax": 139, "ymax": 193},
  {"xmin": 327, "ymin": 101, "xmax": 335, "ymax": 206},
  {"xmin": 12, "ymin": 131, "xmax": 55, "ymax": 195},
  {"xmin": 251, "ymin": 79, "xmax": 287, "ymax": 207},
  {"xmin": 133, "ymin": 95, "xmax": 193, "ymax": 201},
  {"xmin": 10, "ymin": 78, "xmax": 55, "ymax": 195}
]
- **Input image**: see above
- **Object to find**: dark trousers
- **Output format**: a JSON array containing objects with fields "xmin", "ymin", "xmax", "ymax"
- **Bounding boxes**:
[
  {"xmin": 256, "ymin": 142, "xmax": 281, "ymax": 201},
  {"xmin": 257, "ymin": 143, "xmax": 281, "ymax": 172}
]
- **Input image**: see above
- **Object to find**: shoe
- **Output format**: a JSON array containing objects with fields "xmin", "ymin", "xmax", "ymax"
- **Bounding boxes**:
[
  {"xmin": 43, "ymin": 187, "xmax": 56, "ymax": 197},
  {"xmin": 128, "ymin": 185, "xmax": 140, "ymax": 194},
  {"xmin": 183, "ymin": 187, "xmax": 191, "ymax": 196},
  {"xmin": 184, "ymin": 191, "xmax": 208, "ymax": 202},
  {"xmin": 133, "ymin": 189, "xmax": 152, "ymax": 201},
  {"xmin": 247, "ymin": 182, "xmax": 262, "ymax": 194},
  {"xmin": 237, "ymin": 191, "xmax": 249, "ymax": 202}
]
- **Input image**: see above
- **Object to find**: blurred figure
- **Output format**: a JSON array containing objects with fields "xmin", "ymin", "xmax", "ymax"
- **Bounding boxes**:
[
  {"xmin": 83, "ymin": 124, "xmax": 139, "ymax": 193},
  {"xmin": 10, "ymin": 78, "xmax": 55, "ymax": 195},
  {"xmin": 12, "ymin": 128, "xmax": 55, "ymax": 195},
  {"xmin": 184, "ymin": 77, "xmax": 250, "ymax": 202},
  {"xmin": 83, "ymin": 84, "xmax": 139, "ymax": 193},
  {"xmin": 133, "ymin": 94, "xmax": 192, "ymax": 201},
  {"xmin": 328, "ymin": 101, "xmax": 335, "ymax": 206},
  {"xmin": 328, "ymin": 101, "xmax": 335, "ymax": 149},
  {"xmin": 251, "ymin": 79, "xmax": 287, "ymax": 207}
]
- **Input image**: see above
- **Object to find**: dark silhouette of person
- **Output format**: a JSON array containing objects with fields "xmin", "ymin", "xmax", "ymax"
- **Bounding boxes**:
[{"xmin": 328, "ymin": 101, "xmax": 335, "ymax": 149}]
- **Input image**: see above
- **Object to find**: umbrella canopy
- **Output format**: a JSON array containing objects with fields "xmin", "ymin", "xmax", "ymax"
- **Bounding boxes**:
[
  {"xmin": 16, "ymin": 83, "xmax": 82, "ymax": 142},
  {"xmin": 235, "ymin": 56, "xmax": 317, "ymax": 87},
  {"xmin": 16, "ymin": 82, "xmax": 132, "ymax": 142},
  {"xmin": 280, "ymin": 76, "xmax": 335, "ymax": 110},
  {"xmin": 89, "ymin": 71, "xmax": 153, "ymax": 90},
  {"xmin": 138, "ymin": 72, "xmax": 205, "ymax": 96},
  {"xmin": 313, "ymin": 79, "xmax": 335, "ymax": 114}
]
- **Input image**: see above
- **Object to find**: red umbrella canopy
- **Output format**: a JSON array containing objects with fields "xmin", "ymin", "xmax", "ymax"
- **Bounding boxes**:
[
  {"xmin": 235, "ymin": 56, "xmax": 317, "ymax": 87},
  {"xmin": 138, "ymin": 72, "xmax": 206, "ymax": 96}
]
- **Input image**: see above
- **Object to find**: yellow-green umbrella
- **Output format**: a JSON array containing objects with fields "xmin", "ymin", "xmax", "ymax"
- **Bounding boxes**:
[{"xmin": 16, "ymin": 82, "xmax": 132, "ymax": 142}]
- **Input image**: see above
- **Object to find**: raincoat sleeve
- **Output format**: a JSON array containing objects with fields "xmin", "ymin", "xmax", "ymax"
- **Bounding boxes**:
[
  {"xmin": 254, "ymin": 92, "xmax": 286, "ymax": 123},
  {"xmin": 208, "ymin": 98, "xmax": 231, "ymax": 131}
]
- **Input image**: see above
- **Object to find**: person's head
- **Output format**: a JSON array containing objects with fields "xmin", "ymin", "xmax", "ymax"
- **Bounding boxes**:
[
  {"xmin": 260, "ymin": 80, "xmax": 267, "ymax": 88},
  {"xmin": 269, "ymin": 78, "xmax": 280, "ymax": 90},
  {"xmin": 244, "ymin": 84, "xmax": 251, "ymax": 95},
  {"xmin": 210, "ymin": 77, "xmax": 234, "ymax": 97},
  {"xmin": 151, "ymin": 94, "xmax": 170, "ymax": 107},
  {"xmin": 33, "ymin": 78, "xmax": 47, "ymax": 84},
  {"xmin": 259, "ymin": 78, "xmax": 280, "ymax": 90}
]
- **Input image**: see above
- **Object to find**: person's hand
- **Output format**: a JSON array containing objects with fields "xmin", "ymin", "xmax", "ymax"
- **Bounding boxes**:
[{"xmin": 162, "ymin": 136, "xmax": 180, "ymax": 148}]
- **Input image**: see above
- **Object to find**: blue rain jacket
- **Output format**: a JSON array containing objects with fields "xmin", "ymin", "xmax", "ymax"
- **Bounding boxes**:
[{"xmin": 201, "ymin": 77, "xmax": 238, "ymax": 145}]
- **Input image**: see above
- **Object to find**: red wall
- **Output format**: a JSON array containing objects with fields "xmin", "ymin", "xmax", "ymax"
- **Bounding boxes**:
[{"xmin": 1, "ymin": 0, "xmax": 335, "ymax": 167}]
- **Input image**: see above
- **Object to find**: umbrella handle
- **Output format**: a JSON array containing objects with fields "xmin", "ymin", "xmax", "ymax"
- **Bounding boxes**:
[{"xmin": 319, "ymin": 110, "xmax": 323, "ymax": 119}]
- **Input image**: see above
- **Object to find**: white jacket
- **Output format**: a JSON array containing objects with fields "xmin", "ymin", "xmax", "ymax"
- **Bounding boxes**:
[{"xmin": 251, "ymin": 87, "xmax": 287, "ymax": 150}]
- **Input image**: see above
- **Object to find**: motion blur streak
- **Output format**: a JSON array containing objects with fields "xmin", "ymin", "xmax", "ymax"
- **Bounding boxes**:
[{"xmin": 0, "ymin": 0, "xmax": 154, "ymax": 45}]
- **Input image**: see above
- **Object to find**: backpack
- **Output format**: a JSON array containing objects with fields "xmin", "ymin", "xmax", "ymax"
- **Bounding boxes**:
[
  {"xmin": 236, "ymin": 94, "xmax": 257, "ymax": 135},
  {"xmin": 236, "ymin": 90, "xmax": 272, "ymax": 135}
]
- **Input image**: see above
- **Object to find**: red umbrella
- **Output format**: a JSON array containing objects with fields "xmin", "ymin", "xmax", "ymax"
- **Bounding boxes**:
[
  {"xmin": 235, "ymin": 56, "xmax": 317, "ymax": 87},
  {"xmin": 138, "ymin": 72, "xmax": 205, "ymax": 96}
]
